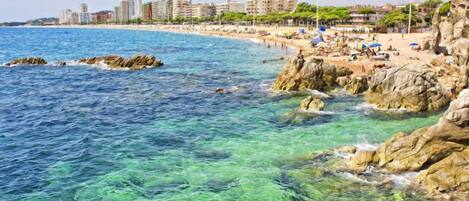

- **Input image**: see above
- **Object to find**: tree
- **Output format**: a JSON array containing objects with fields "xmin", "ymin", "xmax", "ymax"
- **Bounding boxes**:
[
  {"xmin": 379, "ymin": 10, "xmax": 408, "ymax": 28},
  {"xmin": 358, "ymin": 7, "xmax": 375, "ymax": 24},
  {"xmin": 439, "ymin": 1, "xmax": 451, "ymax": 16}
]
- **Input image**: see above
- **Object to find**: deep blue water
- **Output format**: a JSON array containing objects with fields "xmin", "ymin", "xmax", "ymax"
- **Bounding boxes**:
[{"xmin": 0, "ymin": 28, "xmax": 439, "ymax": 201}]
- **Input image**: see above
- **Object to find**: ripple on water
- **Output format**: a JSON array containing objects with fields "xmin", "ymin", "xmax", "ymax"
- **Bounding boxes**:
[{"xmin": 0, "ymin": 28, "xmax": 442, "ymax": 201}]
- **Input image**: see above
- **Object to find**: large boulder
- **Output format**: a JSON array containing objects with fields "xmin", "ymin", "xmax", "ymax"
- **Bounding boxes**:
[
  {"xmin": 5, "ymin": 57, "xmax": 47, "ymax": 66},
  {"xmin": 78, "ymin": 55, "xmax": 163, "ymax": 70},
  {"xmin": 273, "ymin": 57, "xmax": 337, "ymax": 91},
  {"xmin": 348, "ymin": 89, "xmax": 469, "ymax": 198},
  {"xmin": 299, "ymin": 96, "xmax": 325, "ymax": 111},
  {"xmin": 345, "ymin": 75, "xmax": 369, "ymax": 95},
  {"xmin": 365, "ymin": 64, "xmax": 450, "ymax": 112}
]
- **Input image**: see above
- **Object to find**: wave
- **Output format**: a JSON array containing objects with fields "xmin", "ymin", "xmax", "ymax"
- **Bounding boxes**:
[{"xmin": 354, "ymin": 102, "xmax": 409, "ymax": 113}]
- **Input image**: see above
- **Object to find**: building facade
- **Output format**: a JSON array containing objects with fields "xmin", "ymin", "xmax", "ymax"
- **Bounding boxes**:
[
  {"xmin": 142, "ymin": 2, "xmax": 153, "ymax": 21},
  {"xmin": 120, "ymin": 0, "xmax": 130, "ymax": 23},
  {"xmin": 215, "ymin": 1, "xmax": 245, "ymax": 15},
  {"xmin": 91, "ymin": 11, "xmax": 113, "ymax": 24},
  {"xmin": 191, "ymin": 3, "xmax": 215, "ymax": 18},
  {"xmin": 246, "ymin": 0, "xmax": 296, "ymax": 15},
  {"xmin": 172, "ymin": 0, "xmax": 192, "ymax": 18}
]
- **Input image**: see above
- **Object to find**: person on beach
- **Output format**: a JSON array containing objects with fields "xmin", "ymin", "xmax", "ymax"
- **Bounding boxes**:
[
  {"xmin": 297, "ymin": 49, "xmax": 305, "ymax": 68},
  {"xmin": 361, "ymin": 65, "xmax": 366, "ymax": 73},
  {"xmin": 451, "ymin": 81, "xmax": 458, "ymax": 99}
]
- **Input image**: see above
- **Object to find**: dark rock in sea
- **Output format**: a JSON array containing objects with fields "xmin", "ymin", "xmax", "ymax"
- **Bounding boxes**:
[
  {"xmin": 215, "ymin": 88, "xmax": 225, "ymax": 93},
  {"xmin": 55, "ymin": 61, "xmax": 66, "ymax": 66},
  {"xmin": 78, "ymin": 54, "xmax": 163, "ymax": 70},
  {"xmin": 5, "ymin": 57, "xmax": 47, "ymax": 66}
]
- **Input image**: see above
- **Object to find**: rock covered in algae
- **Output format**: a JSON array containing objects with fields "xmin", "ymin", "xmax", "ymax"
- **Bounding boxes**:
[{"xmin": 5, "ymin": 57, "xmax": 47, "ymax": 66}]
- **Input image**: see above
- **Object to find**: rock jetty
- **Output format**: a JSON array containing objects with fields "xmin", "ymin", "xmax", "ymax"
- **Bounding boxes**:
[
  {"xmin": 78, "ymin": 55, "xmax": 163, "ymax": 70},
  {"xmin": 5, "ymin": 57, "xmax": 47, "ymax": 66}
]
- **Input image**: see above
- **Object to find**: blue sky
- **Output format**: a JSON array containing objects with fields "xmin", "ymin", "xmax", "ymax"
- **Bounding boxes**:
[{"xmin": 0, "ymin": 0, "xmax": 417, "ymax": 22}]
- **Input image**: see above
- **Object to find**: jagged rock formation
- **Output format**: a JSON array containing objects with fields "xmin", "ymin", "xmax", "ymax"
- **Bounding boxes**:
[
  {"xmin": 349, "ymin": 89, "xmax": 469, "ymax": 198},
  {"xmin": 78, "ymin": 55, "xmax": 163, "ymax": 70},
  {"xmin": 345, "ymin": 76, "xmax": 369, "ymax": 95},
  {"xmin": 299, "ymin": 96, "xmax": 325, "ymax": 111},
  {"xmin": 365, "ymin": 64, "xmax": 449, "ymax": 112},
  {"xmin": 272, "ymin": 57, "xmax": 337, "ymax": 91},
  {"xmin": 427, "ymin": 0, "xmax": 469, "ymax": 66},
  {"xmin": 5, "ymin": 57, "xmax": 47, "ymax": 66}
]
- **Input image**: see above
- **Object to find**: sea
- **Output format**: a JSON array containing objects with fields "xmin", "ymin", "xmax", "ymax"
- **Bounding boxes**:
[{"xmin": 0, "ymin": 27, "xmax": 440, "ymax": 200}]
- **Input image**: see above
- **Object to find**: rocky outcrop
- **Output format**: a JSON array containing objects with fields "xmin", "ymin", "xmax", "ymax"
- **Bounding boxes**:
[
  {"xmin": 272, "ymin": 57, "xmax": 337, "ymax": 91},
  {"xmin": 336, "ymin": 66, "xmax": 354, "ymax": 77},
  {"xmin": 78, "ymin": 55, "xmax": 163, "ymax": 70},
  {"xmin": 365, "ymin": 64, "xmax": 450, "ymax": 112},
  {"xmin": 345, "ymin": 76, "xmax": 369, "ymax": 95},
  {"xmin": 5, "ymin": 57, "xmax": 47, "ymax": 66},
  {"xmin": 299, "ymin": 96, "xmax": 325, "ymax": 111},
  {"xmin": 348, "ymin": 89, "xmax": 469, "ymax": 198},
  {"xmin": 429, "ymin": 0, "xmax": 469, "ymax": 66}
]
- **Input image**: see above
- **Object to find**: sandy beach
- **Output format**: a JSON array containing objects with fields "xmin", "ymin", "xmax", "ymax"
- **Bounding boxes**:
[{"xmin": 49, "ymin": 24, "xmax": 442, "ymax": 75}]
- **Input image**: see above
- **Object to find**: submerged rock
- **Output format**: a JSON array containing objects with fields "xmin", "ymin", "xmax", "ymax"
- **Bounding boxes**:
[
  {"xmin": 78, "ymin": 54, "xmax": 163, "ymax": 70},
  {"xmin": 365, "ymin": 64, "xmax": 449, "ymax": 112},
  {"xmin": 5, "ymin": 57, "xmax": 47, "ymax": 66},
  {"xmin": 299, "ymin": 96, "xmax": 324, "ymax": 111},
  {"xmin": 272, "ymin": 57, "xmax": 337, "ymax": 91},
  {"xmin": 347, "ymin": 89, "xmax": 469, "ymax": 199}
]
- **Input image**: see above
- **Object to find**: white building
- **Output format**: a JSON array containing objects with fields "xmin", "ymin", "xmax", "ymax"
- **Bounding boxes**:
[
  {"xmin": 215, "ymin": 1, "xmax": 245, "ymax": 15},
  {"xmin": 78, "ymin": 3, "xmax": 91, "ymax": 24},
  {"xmin": 59, "ymin": 9, "xmax": 73, "ymax": 24},
  {"xmin": 152, "ymin": 0, "xmax": 173, "ymax": 20}
]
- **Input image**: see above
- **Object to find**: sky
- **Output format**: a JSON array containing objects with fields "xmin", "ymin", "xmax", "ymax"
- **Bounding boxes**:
[{"xmin": 0, "ymin": 0, "xmax": 416, "ymax": 22}]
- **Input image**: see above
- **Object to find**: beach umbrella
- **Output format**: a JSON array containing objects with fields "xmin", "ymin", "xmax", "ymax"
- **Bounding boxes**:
[
  {"xmin": 409, "ymin": 42, "xmax": 419, "ymax": 46},
  {"xmin": 367, "ymin": 43, "xmax": 382, "ymax": 48}
]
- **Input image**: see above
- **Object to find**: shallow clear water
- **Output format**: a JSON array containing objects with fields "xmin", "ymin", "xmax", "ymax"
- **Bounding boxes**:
[{"xmin": 0, "ymin": 28, "xmax": 440, "ymax": 201}]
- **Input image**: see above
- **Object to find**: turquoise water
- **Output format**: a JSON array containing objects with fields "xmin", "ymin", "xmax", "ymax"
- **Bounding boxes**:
[{"xmin": 0, "ymin": 28, "xmax": 440, "ymax": 200}]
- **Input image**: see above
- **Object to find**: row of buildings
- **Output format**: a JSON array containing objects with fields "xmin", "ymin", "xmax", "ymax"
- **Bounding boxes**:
[
  {"xmin": 60, "ymin": 0, "xmax": 298, "ymax": 24},
  {"xmin": 59, "ymin": 3, "xmax": 113, "ymax": 24}
]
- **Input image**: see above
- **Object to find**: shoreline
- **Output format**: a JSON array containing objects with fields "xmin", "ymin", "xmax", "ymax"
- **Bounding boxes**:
[{"xmin": 40, "ymin": 24, "xmax": 305, "ymax": 56}]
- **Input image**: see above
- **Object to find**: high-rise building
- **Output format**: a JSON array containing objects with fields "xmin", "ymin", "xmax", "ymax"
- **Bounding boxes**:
[
  {"xmin": 78, "ymin": 3, "xmax": 91, "ymax": 24},
  {"xmin": 79, "ymin": 3, "xmax": 88, "ymax": 13},
  {"xmin": 247, "ymin": 0, "xmax": 296, "ymax": 15},
  {"xmin": 133, "ymin": 0, "xmax": 143, "ymax": 19},
  {"xmin": 172, "ymin": 0, "xmax": 191, "ymax": 18},
  {"xmin": 153, "ymin": 0, "xmax": 173, "ymax": 20},
  {"xmin": 128, "ymin": 0, "xmax": 135, "ymax": 19},
  {"xmin": 191, "ymin": 3, "xmax": 215, "ymax": 18},
  {"xmin": 142, "ymin": 2, "xmax": 153, "ymax": 21},
  {"xmin": 59, "ymin": 9, "xmax": 73, "ymax": 24},
  {"xmin": 120, "ymin": 0, "xmax": 130, "ymax": 23},
  {"xmin": 71, "ymin": 12, "xmax": 80, "ymax": 24},
  {"xmin": 114, "ymin": 6, "xmax": 121, "ymax": 23}
]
